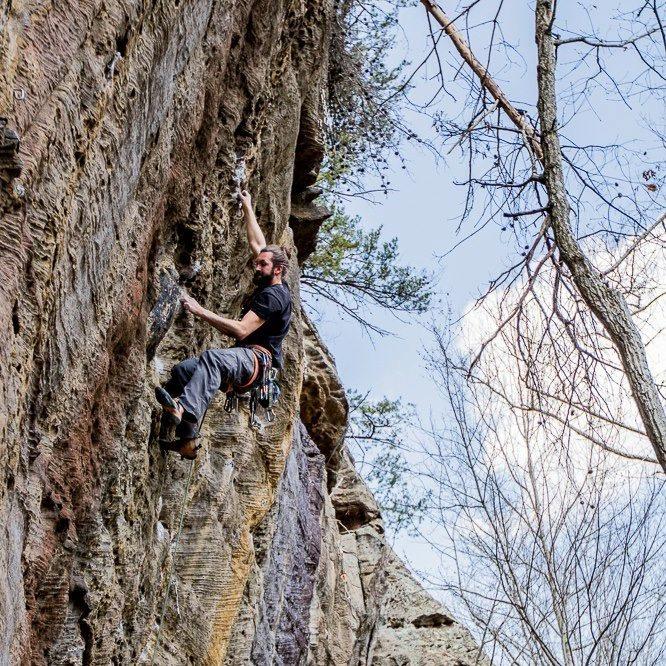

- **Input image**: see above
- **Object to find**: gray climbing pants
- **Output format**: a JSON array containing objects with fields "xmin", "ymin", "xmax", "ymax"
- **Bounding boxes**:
[{"xmin": 164, "ymin": 347, "xmax": 256, "ymax": 437}]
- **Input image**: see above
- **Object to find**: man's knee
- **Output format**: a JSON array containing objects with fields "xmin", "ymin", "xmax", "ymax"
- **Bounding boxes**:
[
  {"xmin": 199, "ymin": 349, "xmax": 218, "ymax": 365},
  {"xmin": 171, "ymin": 357, "xmax": 198, "ymax": 382}
]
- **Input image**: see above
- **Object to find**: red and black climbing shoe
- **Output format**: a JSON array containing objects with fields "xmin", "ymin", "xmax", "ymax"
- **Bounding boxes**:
[{"xmin": 155, "ymin": 387, "xmax": 184, "ymax": 425}]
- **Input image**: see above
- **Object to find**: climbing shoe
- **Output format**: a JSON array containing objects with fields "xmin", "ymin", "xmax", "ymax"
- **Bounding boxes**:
[
  {"xmin": 159, "ymin": 437, "xmax": 201, "ymax": 460},
  {"xmin": 155, "ymin": 387, "xmax": 183, "ymax": 425}
]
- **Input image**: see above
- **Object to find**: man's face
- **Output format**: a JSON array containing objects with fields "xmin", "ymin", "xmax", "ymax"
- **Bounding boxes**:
[{"xmin": 253, "ymin": 252, "xmax": 277, "ymax": 286}]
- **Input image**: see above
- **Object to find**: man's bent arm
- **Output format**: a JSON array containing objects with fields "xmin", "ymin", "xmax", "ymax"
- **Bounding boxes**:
[
  {"xmin": 239, "ymin": 190, "xmax": 266, "ymax": 258},
  {"xmin": 198, "ymin": 308, "xmax": 264, "ymax": 340},
  {"xmin": 181, "ymin": 293, "xmax": 264, "ymax": 340}
]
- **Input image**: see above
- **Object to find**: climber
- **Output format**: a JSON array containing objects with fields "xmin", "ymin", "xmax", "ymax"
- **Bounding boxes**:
[{"xmin": 155, "ymin": 189, "xmax": 292, "ymax": 459}]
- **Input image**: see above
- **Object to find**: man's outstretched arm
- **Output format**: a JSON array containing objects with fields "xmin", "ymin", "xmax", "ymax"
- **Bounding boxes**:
[
  {"xmin": 239, "ymin": 190, "xmax": 266, "ymax": 258},
  {"xmin": 180, "ymin": 293, "xmax": 264, "ymax": 340}
]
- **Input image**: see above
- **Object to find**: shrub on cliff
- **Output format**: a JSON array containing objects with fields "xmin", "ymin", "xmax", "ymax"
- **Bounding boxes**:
[
  {"xmin": 301, "ymin": 207, "xmax": 432, "ymax": 335},
  {"xmin": 346, "ymin": 389, "xmax": 430, "ymax": 533},
  {"xmin": 301, "ymin": 2, "xmax": 432, "ymax": 333},
  {"xmin": 325, "ymin": 0, "xmax": 414, "ymax": 194}
]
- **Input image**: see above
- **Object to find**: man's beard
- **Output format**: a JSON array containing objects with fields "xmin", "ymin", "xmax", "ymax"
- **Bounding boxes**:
[{"xmin": 253, "ymin": 271, "xmax": 272, "ymax": 287}]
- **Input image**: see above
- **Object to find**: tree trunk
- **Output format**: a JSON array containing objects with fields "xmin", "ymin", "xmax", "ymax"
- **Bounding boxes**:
[
  {"xmin": 534, "ymin": 0, "xmax": 666, "ymax": 472},
  {"xmin": 422, "ymin": 0, "xmax": 666, "ymax": 473}
]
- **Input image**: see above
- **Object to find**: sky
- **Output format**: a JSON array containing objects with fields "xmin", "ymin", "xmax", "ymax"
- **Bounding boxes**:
[
  {"xmin": 312, "ymin": 1, "xmax": 516, "ymax": 597},
  {"xmin": 310, "ymin": 0, "xmax": 665, "ymax": 611},
  {"xmin": 314, "ymin": 0, "xmax": 530, "ymax": 579}
]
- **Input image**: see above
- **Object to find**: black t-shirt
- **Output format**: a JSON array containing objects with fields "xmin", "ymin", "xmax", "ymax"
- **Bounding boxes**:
[{"xmin": 237, "ymin": 283, "xmax": 292, "ymax": 368}]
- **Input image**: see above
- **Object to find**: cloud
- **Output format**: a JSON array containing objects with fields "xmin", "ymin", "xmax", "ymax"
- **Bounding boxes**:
[{"xmin": 455, "ymin": 234, "xmax": 666, "ymax": 486}]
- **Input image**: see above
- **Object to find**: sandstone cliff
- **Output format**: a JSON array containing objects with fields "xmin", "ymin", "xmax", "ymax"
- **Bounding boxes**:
[{"xmin": 0, "ymin": 1, "xmax": 484, "ymax": 663}]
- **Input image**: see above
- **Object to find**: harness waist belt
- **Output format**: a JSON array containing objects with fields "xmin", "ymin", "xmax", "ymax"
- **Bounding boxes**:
[{"xmin": 235, "ymin": 345, "xmax": 272, "ymax": 391}]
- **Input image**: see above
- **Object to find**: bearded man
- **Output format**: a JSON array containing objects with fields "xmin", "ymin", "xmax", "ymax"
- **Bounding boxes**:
[{"xmin": 155, "ymin": 190, "xmax": 292, "ymax": 458}]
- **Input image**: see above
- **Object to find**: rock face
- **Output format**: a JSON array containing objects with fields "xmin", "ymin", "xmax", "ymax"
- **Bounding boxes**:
[{"xmin": 0, "ymin": 1, "xmax": 484, "ymax": 664}]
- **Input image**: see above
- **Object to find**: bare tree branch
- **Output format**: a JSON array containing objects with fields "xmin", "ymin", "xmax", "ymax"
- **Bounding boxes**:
[
  {"xmin": 554, "ymin": 26, "xmax": 662, "ymax": 48},
  {"xmin": 421, "ymin": 0, "xmax": 666, "ymax": 473},
  {"xmin": 420, "ymin": 0, "xmax": 543, "ymax": 159}
]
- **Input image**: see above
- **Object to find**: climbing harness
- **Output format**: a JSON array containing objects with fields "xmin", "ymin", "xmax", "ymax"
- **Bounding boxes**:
[
  {"xmin": 248, "ymin": 365, "xmax": 281, "ymax": 429},
  {"xmin": 224, "ymin": 344, "xmax": 281, "ymax": 429},
  {"xmin": 150, "ymin": 457, "xmax": 196, "ymax": 665}
]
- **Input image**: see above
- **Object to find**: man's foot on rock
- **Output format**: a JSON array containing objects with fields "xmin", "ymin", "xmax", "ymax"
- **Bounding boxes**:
[
  {"xmin": 159, "ymin": 437, "xmax": 201, "ymax": 460},
  {"xmin": 155, "ymin": 387, "xmax": 184, "ymax": 424},
  {"xmin": 177, "ymin": 439, "xmax": 200, "ymax": 460}
]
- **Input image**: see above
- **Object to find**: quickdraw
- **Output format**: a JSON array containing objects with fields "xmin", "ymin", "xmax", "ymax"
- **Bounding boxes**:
[{"xmin": 224, "ymin": 346, "xmax": 281, "ymax": 429}]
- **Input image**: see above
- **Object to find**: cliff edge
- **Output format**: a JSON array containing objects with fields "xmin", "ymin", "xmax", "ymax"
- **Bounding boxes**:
[{"xmin": 0, "ymin": 1, "xmax": 484, "ymax": 663}]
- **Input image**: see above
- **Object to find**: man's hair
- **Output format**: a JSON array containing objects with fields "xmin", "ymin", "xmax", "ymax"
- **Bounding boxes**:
[{"xmin": 261, "ymin": 244, "xmax": 291, "ymax": 277}]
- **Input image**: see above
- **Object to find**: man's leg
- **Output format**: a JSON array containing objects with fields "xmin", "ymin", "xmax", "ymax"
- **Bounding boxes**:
[
  {"xmin": 178, "ymin": 347, "xmax": 256, "ymax": 424},
  {"xmin": 163, "ymin": 357, "xmax": 199, "ymax": 398},
  {"xmin": 160, "ymin": 357, "xmax": 202, "ymax": 441}
]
